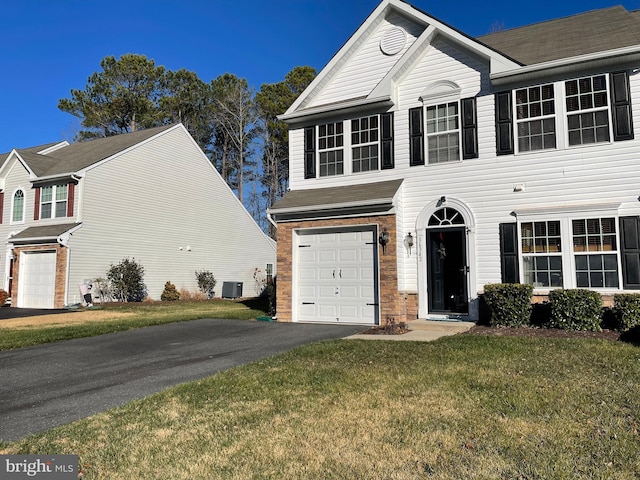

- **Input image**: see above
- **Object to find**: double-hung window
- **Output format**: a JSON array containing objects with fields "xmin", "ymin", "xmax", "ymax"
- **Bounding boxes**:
[
  {"xmin": 41, "ymin": 184, "xmax": 68, "ymax": 219},
  {"xmin": 351, "ymin": 115, "xmax": 379, "ymax": 173},
  {"xmin": 515, "ymin": 215, "xmax": 624, "ymax": 290},
  {"xmin": 573, "ymin": 218, "xmax": 619, "ymax": 288},
  {"xmin": 566, "ymin": 75, "xmax": 610, "ymax": 146},
  {"xmin": 426, "ymin": 102, "xmax": 459, "ymax": 163},
  {"xmin": 515, "ymin": 84, "xmax": 556, "ymax": 152},
  {"xmin": 318, "ymin": 122, "xmax": 344, "ymax": 177},
  {"xmin": 521, "ymin": 221, "xmax": 563, "ymax": 287}
]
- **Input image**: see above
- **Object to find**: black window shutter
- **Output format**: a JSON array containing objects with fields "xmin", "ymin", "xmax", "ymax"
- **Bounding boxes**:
[
  {"xmin": 461, "ymin": 97, "xmax": 478, "ymax": 159},
  {"xmin": 610, "ymin": 71, "xmax": 634, "ymax": 141},
  {"xmin": 620, "ymin": 216, "xmax": 640, "ymax": 289},
  {"xmin": 495, "ymin": 91, "xmax": 514, "ymax": 155},
  {"xmin": 381, "ymin": 112, "xmax": 394, "ymax": 169},
  {"xmin": 303, "ymin": 126, "xmax": 316, "ymax": 179},
  {"xmin": 409, "ymin": 107, "xmax": 424, "ymax": 166},
  {"xmin": 499, "ymin": 223, "xmax": 519, "ymax": 283}
]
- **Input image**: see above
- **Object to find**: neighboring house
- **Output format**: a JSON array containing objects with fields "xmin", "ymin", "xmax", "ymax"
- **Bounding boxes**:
[
  {"xmin": 269, "ymin": 0, "xmax": 640, "ymax": 325},
  {"xmin": 0, "ymin": 124, "xmax": 276, "ymax": 308}
]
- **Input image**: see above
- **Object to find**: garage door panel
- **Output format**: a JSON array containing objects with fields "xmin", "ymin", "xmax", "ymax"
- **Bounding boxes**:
[
  {"xmin": 318, "ymin": 285, "xmax": 337, "ymax": 299},
  {"xmin": 319, "ymin": 250, "xmax": 337, "ymax": 262},
  {"xmin": 297, "ymin": 229, "xmax": 378, "ymax": 325},
  {"xmin": 318, "ymin": 268, "xmax": 337, "ymax": 280}
]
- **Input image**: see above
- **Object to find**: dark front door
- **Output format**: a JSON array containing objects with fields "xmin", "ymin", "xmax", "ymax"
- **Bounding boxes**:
[{"xmin": 427, "ymin": 227, "xmax": 468, "ymax": 314}]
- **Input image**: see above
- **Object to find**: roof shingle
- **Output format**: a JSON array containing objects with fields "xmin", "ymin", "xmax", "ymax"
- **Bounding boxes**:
[{"xmin": 477, "ymin": 6, "xmax": 640, "ymax": 65}]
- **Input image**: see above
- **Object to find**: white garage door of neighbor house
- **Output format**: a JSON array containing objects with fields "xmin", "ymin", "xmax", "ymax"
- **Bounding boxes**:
[
  {"xmin": 297, "ymin": 229, "xmax": 378, "ymax": 324},
  {"xmin": 18, "ymin": 251, "xmax": 57, "ymax": 309}
]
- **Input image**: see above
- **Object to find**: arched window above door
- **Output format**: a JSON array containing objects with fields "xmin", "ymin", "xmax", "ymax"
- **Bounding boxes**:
[{"xmin": 428, "ymin": 207, "xmax": 465, "ymax": 226}]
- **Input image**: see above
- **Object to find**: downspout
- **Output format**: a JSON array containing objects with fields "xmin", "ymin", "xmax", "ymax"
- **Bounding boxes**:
[{"xmin": 267, "ymin": 212, "xmax": 277, "ymax": 231}]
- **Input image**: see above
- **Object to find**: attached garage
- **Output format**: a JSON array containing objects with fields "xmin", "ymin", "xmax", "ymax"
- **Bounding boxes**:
[
  {"xmin": 296, "ymin": 228, "xmax": 379, "ymax": 324},
  {"xmin": 17, "ymin": 250, "xmax": 57, "ymax": 308}
]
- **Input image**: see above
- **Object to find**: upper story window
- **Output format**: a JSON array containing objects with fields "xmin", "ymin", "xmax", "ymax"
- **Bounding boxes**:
[
  {"xmin": 565, "ymin": 75, "xmax": 610, "ymax": 146},
  {"xmin": 318, "ymin": 122, "xmax": 344, "ymax": 177},
  {"xmin": 304, "ymin": 113, "xmax": 394, "ymax": 179},
  {"xmin": 11, "ymin": 189, "xmax": 25, "ymax": 223},
  {"xmin": 496, "ymin": 71, "xmax": 632, "ymax": 156},
  {"xmin": 426, "ymin": 102, "xmax": 460, "ymax": 163},
  {"xmin": 351, "ymin": 115, "xmax": 379, "ymax": 173},
  {"xmin": 41, "ymin": 184, "xmax": 68, "ymax": 219},
  {"xmin": 515, "ymin": 84, "xmax": 556, "ymax": 152}
]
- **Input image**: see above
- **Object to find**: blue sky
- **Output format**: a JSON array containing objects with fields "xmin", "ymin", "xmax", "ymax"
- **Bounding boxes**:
[{"xmin": 2, "ymin": 0, "xmax": 639, "ymax": 153}]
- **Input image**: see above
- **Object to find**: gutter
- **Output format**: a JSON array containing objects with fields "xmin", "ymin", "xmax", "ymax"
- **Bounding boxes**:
[
  {"xmin": 491, "ymin": 45, "xmax": 640, "ymax": 85},
  {"xmin": 31, "ymin": 173, "xmax": 83, "ymax": 185},
  {"xmin": 268, "ymin": 198, "xmax": 395, "ymax": 216},
  {"xmin": 278, "ymin": 96, "xmax": 394, "ymax": 124}
]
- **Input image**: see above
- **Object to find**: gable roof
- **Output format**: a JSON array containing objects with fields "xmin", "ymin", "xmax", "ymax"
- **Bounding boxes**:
[
  {"xmin": 281, "ymin": 0, "xmax": 519, "ymax": 123},
  {"xmin": 477, "ymin": 6, "xmax": 640, "ymax": 66},
  {"xmin": 284, "ymin": 1, "xmax": 640, "ymax": 121},
  {"xmin": 7, "ymin": 124, "xmax": 176, "ymax": 179}
]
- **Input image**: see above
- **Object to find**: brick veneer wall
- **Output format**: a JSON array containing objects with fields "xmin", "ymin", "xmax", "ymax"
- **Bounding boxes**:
[
  {"xmin": 12, "ymin": 244, "xmax": 68, "ymax": 309},
  {"xmin": 276, "ymin": 214, "xmax": 418, "ymax": 325}
]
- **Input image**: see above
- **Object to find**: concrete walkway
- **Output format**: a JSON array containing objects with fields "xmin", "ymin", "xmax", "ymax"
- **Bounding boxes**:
[{"xmin": 347, "ymin": 319, "xmax": 475, "ymax": 341}]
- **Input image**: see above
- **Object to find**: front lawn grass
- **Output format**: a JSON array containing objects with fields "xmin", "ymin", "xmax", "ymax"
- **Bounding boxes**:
[
  {"xmin": 0, "ymin": 299, "xmax": 268, "ymax": 351},
  {"xmin": 3, "ymin": 335, "xmax": 639, "ymax": 479}
]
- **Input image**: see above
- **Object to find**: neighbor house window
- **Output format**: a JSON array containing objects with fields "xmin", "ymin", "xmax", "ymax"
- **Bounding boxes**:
[
  {"xmin": 318, "ymin": 122, "xmax": 344, "ymax": 177},
  {"xmin": 426, "ymin": 102, "xmax": 460, "ymax": 163},
  {"xmin": 515, "ymin": 84, "xmax": 556, "ymax": 152},
  {"xmin": 12, "ymin": 189, "xmax": 24, "ymax": 223},
  {"xmin": 351, "ymin": 115, "xmax": 379, "ymax": 173},
  {"xmin": 566, "ymin": 75, "xmax": 610, "ymax": 146},
  {"xmin": 40, "ymin": 184, "xmax": 68, "ymax": 219},
  {"xmin": 573, "ymin": 218, "xmax": 619, "ymax": 288},
  {"xmin": 521, "ymin": 220, "xmax": 563, "ymax": 287}
]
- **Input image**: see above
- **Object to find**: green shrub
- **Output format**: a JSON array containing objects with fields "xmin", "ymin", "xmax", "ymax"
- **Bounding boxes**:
[
  {"xmin": 613, "ymin": 293, "xmax": 640, "ymax": 332},
  {"xmin": 548, "ymin": 289, "xmax": 602, "ymax": 331},
  {"xmin": 0, "ymin": 289, "xmax": 8, "ymax": 306},
  {"xmin": 195, "ymin": 270, "xmax": 217, "ymax": 299},
  {"xmin": 483, "ymin": 283, "xmax": 533, "ymax": 327},
  {"xmin": 107, "ymin": 258, "xmax": 147, "ymax": 302},
  {"xmin": 161, "ymin": 281, "xmax": 180, "ymax": 301}
]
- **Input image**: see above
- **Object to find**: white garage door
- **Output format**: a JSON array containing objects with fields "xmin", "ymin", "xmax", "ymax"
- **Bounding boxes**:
[
  {"xmin": 297, "ymin": 229, "xmax": 378, "ymax": 324},
  {"xmin": 18, "ymin": 251, "xmax": 57, "ymax": 308}
]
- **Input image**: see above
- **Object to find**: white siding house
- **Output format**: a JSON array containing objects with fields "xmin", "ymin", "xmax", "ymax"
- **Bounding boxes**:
[
  {"xmin": 270, "ymin": 0, "xmax": 640, "ymax": 324},
  {"xmin": 0, "ymin": 124, "xmax": 276, "ymax": 308}
]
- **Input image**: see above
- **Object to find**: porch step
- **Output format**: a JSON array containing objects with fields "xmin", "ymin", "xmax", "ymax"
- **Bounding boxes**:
[{"xmin": 407, "ymin": 319, "xmax": 475, "ymax": 334}]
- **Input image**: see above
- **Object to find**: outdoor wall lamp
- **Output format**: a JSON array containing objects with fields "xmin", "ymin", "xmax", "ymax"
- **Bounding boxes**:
[
  {"xmin": 404, "ymin": 232, "xmax": 414, "ymax": 256},
  {"xmin": 379, "ymin": 227, "xmax": 390, "ymax": 254},
  {"xmin": 439, "ymin": 195, "xmax": 446, "ymax": 204}
]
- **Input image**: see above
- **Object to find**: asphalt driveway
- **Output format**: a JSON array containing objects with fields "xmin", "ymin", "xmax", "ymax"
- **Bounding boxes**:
[{"xmin": 0, "ymin": 318, "xmax": 364, "ymax": 441}]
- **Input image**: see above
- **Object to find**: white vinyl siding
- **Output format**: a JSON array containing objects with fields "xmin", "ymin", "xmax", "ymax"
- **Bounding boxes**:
[
  {"xmin": 310, "ymin": 13, "xmax": 423, "ymax": 108},
  {"xmin": 67, "ymin": 126, "xmax": 275, "ymax": 303}
]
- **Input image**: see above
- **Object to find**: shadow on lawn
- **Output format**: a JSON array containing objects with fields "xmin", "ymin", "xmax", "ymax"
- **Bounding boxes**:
[{"xmin": 620, "ymin": 326, "xmax": 640, "ymax": 346}]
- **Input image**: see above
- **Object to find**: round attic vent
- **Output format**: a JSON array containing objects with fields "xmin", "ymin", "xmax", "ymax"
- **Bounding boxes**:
[{"xmin": 380, "ymin": 27, "xmax": 407, "ymax": 56}]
